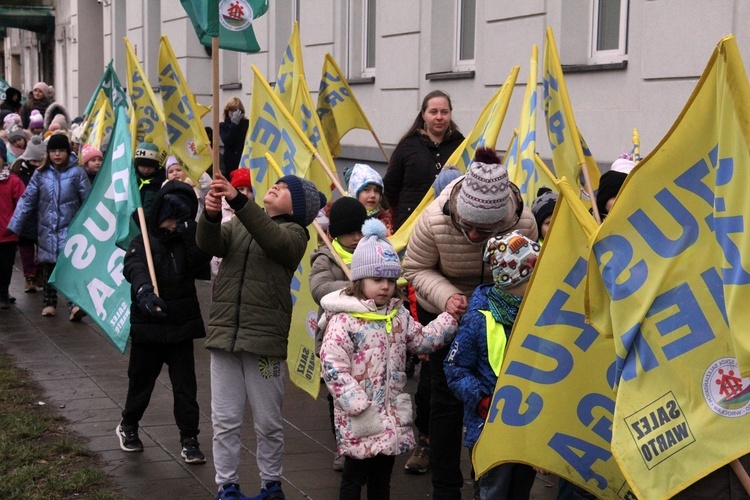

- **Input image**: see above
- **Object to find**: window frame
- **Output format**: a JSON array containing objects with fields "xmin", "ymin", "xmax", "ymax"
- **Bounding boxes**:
[
  {"xmin": 589, "ymin": 0, "xmax": 629, "ymax": 65},
  {"xmin": 453, "ymin": 0, "xmax": 476, "ymax": 71},
  {"xmin": 361, "ymin": 0, "xmax": 376, "ymax": 78}
]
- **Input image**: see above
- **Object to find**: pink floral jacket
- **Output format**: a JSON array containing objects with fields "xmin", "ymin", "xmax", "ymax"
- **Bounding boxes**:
[{"xmin": 319, "ymin": 290, "xmax": 457, "ymax": 459}]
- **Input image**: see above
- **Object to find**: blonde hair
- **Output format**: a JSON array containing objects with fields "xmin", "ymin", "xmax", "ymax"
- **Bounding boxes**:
[{"xmin": 223, "ymin": 97, "xmax": 246, "ymax": 120}]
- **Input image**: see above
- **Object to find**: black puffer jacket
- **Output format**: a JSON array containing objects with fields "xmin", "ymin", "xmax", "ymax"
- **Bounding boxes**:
[
  {"xmin": 123, "ymin": 181, "xmax": 211, "ymax": 344},
  {"xmin": 383, "ymin": 130, "xmax": 464, "ymax": 230}
]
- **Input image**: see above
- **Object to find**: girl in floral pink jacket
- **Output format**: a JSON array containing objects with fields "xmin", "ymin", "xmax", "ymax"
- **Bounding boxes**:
[{"xmin": 320, "ymin": 219, "xmax": 458, "ymax": 499}]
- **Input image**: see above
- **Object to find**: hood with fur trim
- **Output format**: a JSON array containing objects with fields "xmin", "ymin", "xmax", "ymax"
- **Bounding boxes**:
[{"xmin": 44, "ymin": 102, "xmax": 71, "ymax": 131}]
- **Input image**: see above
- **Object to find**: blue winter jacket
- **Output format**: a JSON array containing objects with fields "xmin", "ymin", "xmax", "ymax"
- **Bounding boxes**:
[
  {"xmin": 445, "ymin": 283, "xmax": 513, "ymax": 449},
  {"xmin": 9, "ymin": 159, "xmax": 90, "ymax": 263}
]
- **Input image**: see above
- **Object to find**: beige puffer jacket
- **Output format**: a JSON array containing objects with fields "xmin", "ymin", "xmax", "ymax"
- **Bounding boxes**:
[{"xmin": 403, "ymin": 177, "xmax": 538, "ymax": 314}]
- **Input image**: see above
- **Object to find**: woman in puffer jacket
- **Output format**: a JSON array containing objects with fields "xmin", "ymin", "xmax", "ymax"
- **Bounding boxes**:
[{"xmin": 9, "ymin": 134, "xmax": 89, "ymax": 316}]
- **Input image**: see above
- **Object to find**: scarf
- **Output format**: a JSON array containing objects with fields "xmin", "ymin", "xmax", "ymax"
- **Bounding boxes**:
[
  {"xmin": 366, "ymin": 205, "xmax": 382, "ymax": 217},
  {"xmin": 487, "ymin": 286, "xmax": 523, "ymax": 326},
  {"xmin": 8, "ymin": 143, "xmax": 24, "ymax": 159},
  {"xmin": 331, "ymin": 238, "xmax": 354, "ymax": 266},
  {"xmin": 349, "ymin": 308, "xmax": 399, "ymax": 334}
]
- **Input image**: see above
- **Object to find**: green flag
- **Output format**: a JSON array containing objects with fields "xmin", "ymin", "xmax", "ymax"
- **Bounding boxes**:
[
  {"xmin": 49, "ymin": 107, "xmax": 141, "ymax": 353},
  {"xmin": 181, "ymin": 0, "xmax": 268, "ymax": 53},
  {"xmin": 82, "ymin": 61, "xmax": 128, "ymax": 118},
  {"xmin": 0, "ymin": 77, "xmax": 9, "ymax": 101}
]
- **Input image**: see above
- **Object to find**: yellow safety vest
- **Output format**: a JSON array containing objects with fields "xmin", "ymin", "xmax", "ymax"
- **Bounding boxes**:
[{"xmin": 479, "ymin": 310, "xmax": 509, "ymax": 377}]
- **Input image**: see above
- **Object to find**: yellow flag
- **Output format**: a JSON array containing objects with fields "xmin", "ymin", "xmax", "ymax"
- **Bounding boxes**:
[
  {"xmin": 80, "ymin": 89, "xmax": 115, "ymax": 150},
  {"xmin": 388, "ymin": 66, "xmax": 519, "ymax": 253},
  {"xmin": 274, "ymin": 22, "xmax": 304, "ymax": 111},
  {"xmin": 506, "ymin": 45, "xmax": 557, "ymax": 206},
  {"xmin": 586, "ymin": 35, "xmax": 750, "ymax": 499},
  {"xmin": 158, "ymin": 35, "xmax": 212, "ymax": 183},
  {"xmin": 125, "ymin": 37, "xmax": 169, "ymax": 166},
  {"xmin": 317, "ymin": 53, "xmax": 374, "ymax": 158},
  {"xmin": 239, "ymin": 65, "xmax": 315, "ymax": 202},
  {"xmin": 472, "ymin": 177, "xmax": 632, "ymax": 499},
  {"xmin": 543, "ymin": 27, "xmax": 600, "ymax": 205}
]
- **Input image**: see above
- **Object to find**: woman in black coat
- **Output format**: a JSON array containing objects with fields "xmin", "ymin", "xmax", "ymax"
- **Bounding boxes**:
[{"xmin": 218, "ymin": 97, "xmax": 249, "ymax": 178}]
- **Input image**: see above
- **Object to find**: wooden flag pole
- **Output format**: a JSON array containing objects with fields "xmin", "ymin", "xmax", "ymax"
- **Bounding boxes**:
[
  {"xmin": 313, "ymin": 151, "xmax": 346, "ymax": 195},
  {"xmin": 212, "ymin": 36, "xmax": 220, "ymax": 178},
  {"xmin": 136, "ymin": 207, "xmax": 160, "ymax": 296},
  {"xmin": 731, "ymin": 460, "xmax": 750, "ymax": 496},
  {"xmin": 370, "ymin": 129, "xmax": 390, "ymax": 163},
  {"xmin": 312, "ymin": 220, "xmax": 351, "ymax": 280},
  {"xmin": 580, "ymin": 161, "xmax": 601, "ymax": 225}
]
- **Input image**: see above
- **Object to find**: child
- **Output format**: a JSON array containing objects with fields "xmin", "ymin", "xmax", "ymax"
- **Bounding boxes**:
[
  {"xmin": 0, "ymin": 142, "xmax": 25, "ymax": 308},
  {"xmin": 164, "ymin": 155, "xmax": 212, "ymax": 220},
  {"xmin": 345, "ymin": 163, "xmax": 393, "ymax": 235},
  {"xmin": 117, "ymin": 180, "xmax": 212, "ymax": 465},
  {"xmin": 197, "ymin": 172, "xmax": 326, "ymax": 500},
  {"xmin": 319, "ymin": 218, "xmax": 459, "ymax": 500},
  {"xmin": 530, "ymin": 187, "xmax": 557, "ymax": 242},
  {"xmin": 79, "ymin": 144, "xmax": 103, "ymax": 185},
  {"xmin": 9, "ymin": 135, "xmax": 45, "ymax": 293},
  {"xmin": 596, "ymin": 153, "xmax": 636, "ymax": 220},
  {"xmin": 133, "ymin": 141, "xmax": 166, "ymax": 218},
  {"xmin": 444, "ymin": 230, "xmax": 540, "ymax": 500},
  {"xmin": 8, "ymin": 134, "xmax": 90, "ymax": 316},
  {"xmin": 309, "ymin": 196, "xmax": 368, "ymax": 472}
]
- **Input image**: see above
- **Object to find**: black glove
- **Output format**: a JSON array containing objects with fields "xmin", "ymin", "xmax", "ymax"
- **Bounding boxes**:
[{"xmin": 136, "ymin": 284, "xmax": 167, "ymax": 319}]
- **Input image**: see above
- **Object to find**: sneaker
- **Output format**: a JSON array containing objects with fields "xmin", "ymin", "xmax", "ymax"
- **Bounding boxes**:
[
  {"xmin": 116, "ymin": 421, "xmax": 144, "ymax": 452},
  {"xmin": 405, "ymin": 434, "xmax": 429, "ymax": 474},
  {"xmin": 333, "ymin": 452, "xmax": 345, "ymax": 472},
  {"xmin": 180, "ymin": 437, "xmax": 206, "ymax": 464},
  {"xmin": 41, "ymin": 305, "xmax": 56, "ymax": 317},
  {"xmin": 24, "ymin": 276, "xmax": 37, "ymax": 293},
  {"xmin": 69, "ymin": 306, "xmax": 87, "ymax": 322},
  {"xmin": 246, "ymin": 481, "xmax": 285, "ymax": 500},
  {"xmin": 216, "ymin": 483, "xmax": 247, "ymax": 500}
]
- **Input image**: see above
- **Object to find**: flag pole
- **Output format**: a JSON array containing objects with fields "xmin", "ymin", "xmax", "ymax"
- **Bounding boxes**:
[
  {"xmin": 580, "ymin": 162, "xmax": 601, "ymax": 224},
  {"xmin": 136, "ymin": 207, "xmax": 160, "ymax": 295},
  {"xmin": 731, "ymin": 460, "xmax": 750, "ymax": 496},
  {"xmin": 313, "ymin": 151, "xmax": 346, "ymax": 194},
  {"xmin": 212, "ymin": 36, "xmax": 220, "ymax": 179},
  {"xmin": 370, "ymin": 130, "xmax": 389, "ymax": 163}
]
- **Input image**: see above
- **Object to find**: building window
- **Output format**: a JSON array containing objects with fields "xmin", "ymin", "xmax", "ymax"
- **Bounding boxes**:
[
  {"xmin": 455, "ymin": 0, "xmax": 475, "ymax": 70},
  {"xmin": 362, "ymin": 0, "xmax": 376, "ymax": 76},
  {"xmin": 590, "ymin": 0, "xmax": 628, "ymax": 64}
]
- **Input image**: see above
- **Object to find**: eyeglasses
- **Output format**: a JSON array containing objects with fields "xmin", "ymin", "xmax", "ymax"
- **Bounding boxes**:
[{"xmin": 453, "ymin": 218, "xmax": 499, "ymax": 236}]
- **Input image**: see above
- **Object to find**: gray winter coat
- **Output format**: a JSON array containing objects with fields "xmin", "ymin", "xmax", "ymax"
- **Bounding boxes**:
[{"xmin": 9, "ymin": 161, "xmax": 90, "ymax": 263}]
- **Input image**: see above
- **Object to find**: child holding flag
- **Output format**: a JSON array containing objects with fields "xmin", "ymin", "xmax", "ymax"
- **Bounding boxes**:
[
  {"xmin": 445, "ymin": 230, "xmax": 541, "ymax": 500},
  {"xmin": 197, "ymin": 172, "xmax": 326, "ymax": 500},
  {"xmin": 319, "ymin": 218, "xmax": 459, "ymax": 500}
]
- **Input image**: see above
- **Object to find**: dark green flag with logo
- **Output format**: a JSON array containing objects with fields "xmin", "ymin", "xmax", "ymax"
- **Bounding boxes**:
[{"xmin": 181, "ymin": 0, "xmax": 268, "ymax": 53}]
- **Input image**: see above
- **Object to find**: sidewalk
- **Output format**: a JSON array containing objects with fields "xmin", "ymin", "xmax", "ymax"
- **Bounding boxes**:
[{"xmin": 0, "ymin": 259, "xmax": 557, "ymax": 499}]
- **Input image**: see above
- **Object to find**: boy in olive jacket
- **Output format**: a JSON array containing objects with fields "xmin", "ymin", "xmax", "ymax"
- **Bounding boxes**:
[{"xmin": 197, "ymin": 172, "xmax": 325, "ymax": 500}]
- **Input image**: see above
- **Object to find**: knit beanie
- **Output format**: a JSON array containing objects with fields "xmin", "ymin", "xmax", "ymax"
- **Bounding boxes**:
[
  {"xmin": 70, "ymin": 123, "xmax": 83, "ymax": 144},
  {"xmin": 456, "ymin": 148, "xmax": 510, "ymax": 224},
  {"xmin": 230, "ymin": 167, "xmax": 252, "ymax": 189},
  {"xmin": 20, "ymin": 135, "xmax": 46, "ymax": 162},
  {"xmin": 3, "ymin": 113, "xmax": 21, "ymax": 131},
  {"xmin": 165, "ymin": 155, "xmax": 181, "ymax": 175},
  {"xmin": 531, "ymin": 187, "xmax": 558, "ymax": 231},
  {"xmin": 33, "ymin": 81, "xmax": 50, "ymax": 98},
  {"xmin": 345, "ymin": 163, "xmax": 383, "ymax": 198},
  {"xmin": 47, "ymin": 133, "xmax": 71, "ymax": 153},
  {"xmin": 596, "ymin": 154, "xmax": 635, "ymax": 216},
  {"xmin": 134, "ymin": 141, "xmax": 161, "ymax": 169},
  {"xmin": 350, "ymin": 219, "xmax": 401, "ymax": 281},
  {"xmin": 432, "ymin": 165, "xmax": 462, "ymax": 196},
  {"xmin": 328, "ymin": 197, "xmax": 368, "ymax": 239},
  {"xmin": 29, "ymin": 110, "xmax": 44, "ymax": 129},
  {"xmin": 7, "ymin": 127, "xmax": 26, "ymax": 144},
  {"xmin": 80, "ymin": 144, "xmax": 103, "ymax": 166},
  {"xmin": 277, "ymin": 174, "xmax": 327, "ymax": 227},
  {"xmin": 484, "ymin": 230, "xmax": 540, "ymax": 289}
]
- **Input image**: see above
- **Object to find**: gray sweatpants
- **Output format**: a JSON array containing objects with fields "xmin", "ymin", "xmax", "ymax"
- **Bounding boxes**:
[{"xmin": 210, "ymin": 349, "xmax": 285, "ymax": 487}]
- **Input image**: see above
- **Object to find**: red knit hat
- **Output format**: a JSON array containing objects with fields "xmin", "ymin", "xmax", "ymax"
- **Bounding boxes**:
[{"xmin": 230, "ymin": 168, "xmax": 252, "ymax": 189}]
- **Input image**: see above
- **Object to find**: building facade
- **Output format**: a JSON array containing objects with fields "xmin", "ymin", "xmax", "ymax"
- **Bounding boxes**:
[{"xmin": 3, "ymin": 0, "xmax": 750, "ymax": 167}]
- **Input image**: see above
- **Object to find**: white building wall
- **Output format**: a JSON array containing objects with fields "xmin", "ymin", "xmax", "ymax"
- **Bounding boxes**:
[{"xmin": 12, "ymin": 0, "xmax": 750, "ymax": 166}]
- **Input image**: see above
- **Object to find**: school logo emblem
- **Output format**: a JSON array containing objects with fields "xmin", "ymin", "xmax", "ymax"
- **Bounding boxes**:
[
  {"xmin": 306, "ymin": 311, "xmax": 317, "ymax": 339},
  {"xmin": 220, "ymin": 0, "xmax": 254, "ymax": 31},
  {"xmin": 702, "ymin": 357, "xmax": 750, "ymax": 417},
  {"xmin": 185, "ymin": 138, "xmax": 200, "ymax": 158}
]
